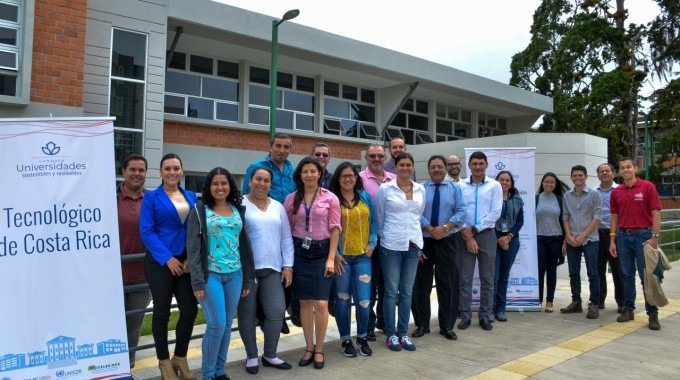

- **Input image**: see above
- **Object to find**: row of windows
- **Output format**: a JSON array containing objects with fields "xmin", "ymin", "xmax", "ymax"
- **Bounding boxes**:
[{"xmin": 0, "ymin": 0, "xmax": 20, "ymax": 96}]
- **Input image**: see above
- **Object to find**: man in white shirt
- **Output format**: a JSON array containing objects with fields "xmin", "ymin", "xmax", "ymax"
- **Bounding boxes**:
[
  {"xmin": 446, "ymin": 155, "xmax": 462, "ymax": 182},
  {"xmin": 457, "ymin": 151, "xmax": 502, "ymax": 331}
]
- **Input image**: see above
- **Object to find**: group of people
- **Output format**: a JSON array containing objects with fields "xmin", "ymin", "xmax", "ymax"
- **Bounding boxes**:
[{"xmin": 117, "ymin": 134, "xmax": 662, "ymax": 380}]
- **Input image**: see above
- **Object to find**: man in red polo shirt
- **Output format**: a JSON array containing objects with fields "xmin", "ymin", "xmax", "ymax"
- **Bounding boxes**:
[
  {"xmin": 117, "ymin": 154, "xmax": 151, "ymax": 367},
  {"xmin": 609, "ymin": 157, "xmax": 662, "ymax": 330}
]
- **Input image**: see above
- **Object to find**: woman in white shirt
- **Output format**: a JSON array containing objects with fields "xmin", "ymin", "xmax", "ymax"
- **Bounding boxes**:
[
  {"xmin": 375, "ymin": 153, "xmax": 425, "ymax": 352},
  {"xmin": 238, "ymin": 167, "xmax": 295, "ymax": 374}
]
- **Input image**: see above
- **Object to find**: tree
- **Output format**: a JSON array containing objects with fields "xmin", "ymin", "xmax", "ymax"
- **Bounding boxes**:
[{"xmin": 510, "ymin": 0, "xmax": 678, "ymax": 164}]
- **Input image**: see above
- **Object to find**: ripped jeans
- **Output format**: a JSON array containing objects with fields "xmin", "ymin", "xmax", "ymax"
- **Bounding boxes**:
[{"xmin": 334, "ymin": 253, "xmax": 372, "ymax": 340}]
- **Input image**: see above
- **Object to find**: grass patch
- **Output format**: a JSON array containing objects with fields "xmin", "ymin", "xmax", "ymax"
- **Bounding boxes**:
[{"xmin": 140, "ymin": 307, "xmax": 206, "ymax": 336}]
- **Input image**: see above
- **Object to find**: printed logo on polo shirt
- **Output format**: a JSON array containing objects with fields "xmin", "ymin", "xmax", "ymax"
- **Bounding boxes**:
[{"xmin": 635, "ymin": 192, "xmax": 644, "ymax": 201}]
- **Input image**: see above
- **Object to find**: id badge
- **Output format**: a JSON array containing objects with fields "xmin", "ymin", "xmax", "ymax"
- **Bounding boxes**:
[
  {"xmin": 501, "ymin": 222, "xmax": 508, "ymax": 233},
  {"xmin": 302, "ymin": 236, "xmax": 312, "ymax": 250}
]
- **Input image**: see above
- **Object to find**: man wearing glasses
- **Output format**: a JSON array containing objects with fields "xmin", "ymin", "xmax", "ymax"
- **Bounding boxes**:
[
  {"xmin": 311, "ymin": 142, "xmax": 333, "ymax": 189},
  {"xmin": 359, "ymin": 143, "xmax": 396, "ymax": 341},
  {"xmin": 446, "ymin": 155, "xmax": 462, "ymax": 182}
]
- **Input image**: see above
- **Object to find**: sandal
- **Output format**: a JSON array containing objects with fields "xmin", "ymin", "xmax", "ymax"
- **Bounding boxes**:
[
  {"xmin": 298, "ymin": 346, "xmax": 315, "ymax": 367},
  {"xmin": 545, "ymin": 302, "xmax": 554, "ymax": 313},
  {"xmin": 313, "ymin": 352, "xmax": 325, "ymax": 370}
]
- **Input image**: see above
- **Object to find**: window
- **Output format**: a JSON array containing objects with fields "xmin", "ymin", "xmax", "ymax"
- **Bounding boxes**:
[
  {"xmin": 478, "ymin": 112, "xmax": 507, "ymax": 137},
  {"xmin": 248, "ymin": 66, "xmax": 315, "ymax": 130},
  {"xmin": 110, "ymin": 29, "xmax": 147, "ymax": 177},
  {"xmin": 388, "ymin": 97, "xmax": 431, "ymax": 145},
  {"xmin": 435, "ymin": 103, "xmax": 472, "ymax": 141},
  {"xmin": 164, "ymin": 52, "xmax": 240, "ymax": 123},
  {"xmin": 0, "ymin": 0, "xmax": 21, "ymax": 97},
  {"xmin": 323, "ymin": 80, "xmax": 377, "ymax": 140}
]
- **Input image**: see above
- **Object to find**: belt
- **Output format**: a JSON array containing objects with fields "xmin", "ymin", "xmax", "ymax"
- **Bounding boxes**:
[
  {"xmin": 618, "ymin": 228, "xmax": 651, "ymax": 234},
  {"xmin": 598, "ymin": 228, "xmax": 610, "ymax": 234},
  {"xmin": 478, "ymin": 228, "xmax": 492, "ymax": 234},
  {"xmin": 293, "ymin": 237, "xmax": 330, "ymax": 246}
]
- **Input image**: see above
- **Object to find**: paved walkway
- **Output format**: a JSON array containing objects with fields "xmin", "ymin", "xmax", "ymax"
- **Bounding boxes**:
[{"xmin": 132, "ymin": 260, "xmax": 680, "ymax": 379}]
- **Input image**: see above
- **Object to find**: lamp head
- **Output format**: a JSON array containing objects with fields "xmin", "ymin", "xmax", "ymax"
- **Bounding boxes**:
[{"xmin": 282, "ymin": 9, "xmax": 300, "ymax": 21}]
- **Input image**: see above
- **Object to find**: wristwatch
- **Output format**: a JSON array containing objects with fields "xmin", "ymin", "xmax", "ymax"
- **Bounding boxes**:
[
  {"xmin": 443, "ymin": 224, "xmax": 450, "ymax": 233},
  {"xmin": 471, "ymin": 226, "xmax": 478, "ymax": 236},
  {"xmin": 652, "ymin": 233, "xmax": 659, "ymax": 239}
]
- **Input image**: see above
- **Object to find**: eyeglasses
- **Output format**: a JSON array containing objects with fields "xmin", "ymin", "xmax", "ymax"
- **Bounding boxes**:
[
  {"xmin": 447, "ymin": 162, "xmax": 461, "ymax": 167},
  {"xmin": 340, "ymin": 174, "xmax": 357, "ymax": 180},
  {"xmin": 314, "ymin": 153, "xmax": 329, "ymax": 158},
  {"xmin": 367, "ymin": 154, "xmax": 385, "ymax": 159}
]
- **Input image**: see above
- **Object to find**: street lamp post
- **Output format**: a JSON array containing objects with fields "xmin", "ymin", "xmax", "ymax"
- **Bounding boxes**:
[{"xmin": 269, "ymin": 9, "xmax": 300, "ymax": 142}]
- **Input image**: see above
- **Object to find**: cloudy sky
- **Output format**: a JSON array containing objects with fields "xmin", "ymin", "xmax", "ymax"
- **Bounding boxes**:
[{"xmin": 217, "ymin": 0, "xmax": 665, "ymax": 107}]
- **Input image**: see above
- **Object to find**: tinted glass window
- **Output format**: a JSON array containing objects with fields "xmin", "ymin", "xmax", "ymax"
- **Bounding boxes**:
[
  {"xmin": 351, "ymin": 104, "xmax": 375, "ymax": 122},
  {"xmin": 416, "ymin": 100, "xmax": 428, "ymax": 114},
  {"xmin": 110, "ymin": 80, "xmax": 144, "ymax": 129},
  {"xmin": 187, "ymin": 97, "xmax": 214, "ymax": 120},
  {"xmin": 0, "ymin": 3, "xmax": 18, "ymax": 22},
  {"xmin": 342, "ymin": 85, "xmax": 357, "ymax": 100},
  {"xmin": 249, "ymin": 107, "xmax": 269, "ymax": 126},
  {"xmin": 297, "ymin": 76, "xmax": 315, "ymax": 93},
  {"xmin": 324, "ymin": 81, "xmax": 339, "ymax": 97},
  {"xmin": 190, "ymin": 55, "xmax": 213, "ymax": 75},
  {"xmin": 409, "ymin": 114, "xmax": 428, "ymax": 131},
  {"xmin": 0, "ymin": 26, "xmax": 17, "ymax": 46},
  {"xmin": 361, "ymin": 89, "xmax": 375, "ymax": 104},
  {"xmin": 296, "ymin": 113, "xmax": 314, "ymax": 131},
  {"xmin": 249, "ymin": 85, "xmax": 269, "ymax": 106},
  {"xmin": 0, "ymin": 50, "xmax": 16, "ymax": 69},
  {"xmin": 164, "ymin": 95, "xmax": 185, "ymax": 115},
  {"xmin": 167, "ymin": 51, "xmax": 186, "ymax": 70},
  {"xmin": 111, "ymin": 30, "xmax": 146, "ymax": 80},
  {"xmin": 284, "ymin": 91, "xmax": 313, "ymax": 113},
  {"xmin": 203, "ymin": 77, "xmax": 238, "ymax": 101},
  {"xmin": 250, "ymin": 67, "xmax": 269, "ymax": 85},
  {"xmin": 278, "ymin": 72, "xmax": 293, "ymax": 89},
  {"xmin": 277, "ymin": 109, "xmax": 294, "ymax": 130},
  {"xmin": 216, "ymin": 102, "xmax": 238, "ymax": 121},
  {"xmin": 324, "ymin": 98, "xmax": 348, "ymax": 118},
  {"xmin": 0, "ymin": 73, "xmax": 17, "ymax": 96},
  {"xmin": 165, "ymin": 71, "xmax": 200, "ymax": 96},
  {"xmin": 217, "ymin": 60, "xmax": 239, "ymax": 79}
]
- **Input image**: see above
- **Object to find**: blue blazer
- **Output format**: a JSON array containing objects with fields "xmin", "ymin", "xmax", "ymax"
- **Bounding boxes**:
[
  {"xmin": 337, "ymin": 190, "xmax": 378, "ymax": 255},
  {"xmin": 140, "ymin": 185, "xmax": 197, "ymax": 265}
]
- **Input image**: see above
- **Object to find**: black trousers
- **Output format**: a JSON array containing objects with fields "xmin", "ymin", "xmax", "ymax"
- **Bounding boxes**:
[
  {"xmin": 411, "ymin": 234, "xmax": 459, "ymax": 330},
  {"xmin": 368, "ymin": 240, "xmax": 384, "ymax": 332},
  {"xmin": 144, "ymin": 253, "xmax": 198, "ymax": 360},
  {"xmin": 598, "ymin": 229, "xmax": 624, "ymax": 307}
]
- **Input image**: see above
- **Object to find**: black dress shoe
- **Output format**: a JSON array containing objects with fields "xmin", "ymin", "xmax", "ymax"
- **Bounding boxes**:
[
  {"xmin": 480, "ymin": 317, "xmax": 493, "ymax": 331},
  {"xmin": 495, "ymin": 312, "xmax": 507, "ymax": 322},
  {"xmin": 262, "ymin": 356, "xmax": 292, "ymax": 370},
  {"xmin": 298, "ymin": 348, "xmax": 314, "ymax": 367},
  {"xmin": 440, "ymin": 328, "xmax": 457, "ymax": 340},
  {"xmin": 366, "ymin": 331, "xmax": 377, "ymax": 341},
  {"xmin": 281, "ymin": 321, "xmax": 290, "ymax": 334},
  {"xmin": 245, "ymin": 365, "xmax": 258, "ymax": 375},
  {"xmin": 458, "ymin": 318, "xmax": 471, "ymax": 330},
  {"xmin": 313, "ymin": 352, "xmax": 324, "ymax": 370},
  {"xmin": 412, "ymin": 326, "xmax": 430, "ymax": 337}
]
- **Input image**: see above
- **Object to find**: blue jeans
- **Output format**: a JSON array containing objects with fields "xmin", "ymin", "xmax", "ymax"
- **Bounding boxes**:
[
  {"xmin": 334, "ymin": 254, "xmax": 372, "ymax": 340},
  {"xmin": 380, "ymin": 245, "xmax": 419, "ymax": 337},
  {"xmin": 494, "ymin": 236, "xmax": 520, "ymax": 313},
  {"xmin": 566, "ymin": 241, "xmax": 600, "ymax": 304},
  {"xmin": 199, "ymin": 270, "xmax": 242, "ymax": 379},
  {"xmin": 616, "ymin": 230, "xmax": 657, "ymax": 314}
]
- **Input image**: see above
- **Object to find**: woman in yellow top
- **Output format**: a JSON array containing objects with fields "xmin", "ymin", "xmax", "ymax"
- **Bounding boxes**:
[{"xmin": 329, "ymin": 162, "xmax": 378, "ymax": 358}]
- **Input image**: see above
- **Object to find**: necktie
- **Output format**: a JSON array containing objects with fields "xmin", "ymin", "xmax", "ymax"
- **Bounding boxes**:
[{"xmin": 431, "ymin": 183, "xmax": 441, "ymax": 227}]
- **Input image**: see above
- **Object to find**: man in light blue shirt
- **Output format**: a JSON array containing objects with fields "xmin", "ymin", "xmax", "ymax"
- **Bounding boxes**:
[
  {"xmin": 411, "ymin": 155, "xmax": 467, "ymax": 341},
  {"xmin": 458, "ymin": 151, "xmax": 502, "ymax": 331},
  {"xmin": 595, "ymin": 163, "xmax": 623, "ymax": 313},
  {"xmin": 243, "ymin": 133, "xmax": 295, "ymax": 204}
]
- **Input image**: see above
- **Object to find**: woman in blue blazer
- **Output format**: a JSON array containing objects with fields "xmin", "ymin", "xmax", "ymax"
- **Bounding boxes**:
[{"xmin": 140, "ymin": 153, "xmax": 198, "ymax": 379}]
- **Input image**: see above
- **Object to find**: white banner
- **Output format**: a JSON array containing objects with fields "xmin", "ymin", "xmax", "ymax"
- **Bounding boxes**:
[
  {"xmin": 464, "ymin": 148, "xmax": 539, "ymax": 310},
  {"xmin": 0, "ymin": 119, "xmax": 131, "ymax": 379}
]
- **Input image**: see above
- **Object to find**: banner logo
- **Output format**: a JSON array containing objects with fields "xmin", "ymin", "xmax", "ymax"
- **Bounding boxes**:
[
  {"xmin": 41, "ymin": 142, "xmax": 61, "ymax": 156},
  {"xmin": 494, "ymin": 161, "xmax": 506, "ymax": 170}
]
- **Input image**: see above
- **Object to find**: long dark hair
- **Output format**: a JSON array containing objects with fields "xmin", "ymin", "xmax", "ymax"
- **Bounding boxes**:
[
  {"xmin": 201, "ymin": 167, "xmax": 242, "ymax": 209},
  {"xmin": 496, "ymin": 170, "xmax": 518, "ymax": 195},
  {"xmin": 292, "ymin": 157, "xmax": 323, "ymax": 214},
  {"xmin": 329, "ymin": 161, "xmax": 364, "ymax": 208},
  {"xmin": 537, "ymin": 172, "xmax": 570, "ymax": 196}
]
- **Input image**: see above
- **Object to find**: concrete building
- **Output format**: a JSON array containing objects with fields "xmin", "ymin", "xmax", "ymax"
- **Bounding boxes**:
[{"xmin": 1, "ymin": 0, "xmax": 553, "ymax": 189}]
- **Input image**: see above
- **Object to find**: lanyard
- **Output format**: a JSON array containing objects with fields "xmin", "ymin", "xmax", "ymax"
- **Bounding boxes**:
[{"xmin": 303, "ymin": 190, "xmax": 318, "ymax": 233}]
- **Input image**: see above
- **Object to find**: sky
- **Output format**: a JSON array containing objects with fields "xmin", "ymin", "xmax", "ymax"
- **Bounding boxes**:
[{"xmin": 216, "ymin": 0, "xmax": 665, "ymax": 106}]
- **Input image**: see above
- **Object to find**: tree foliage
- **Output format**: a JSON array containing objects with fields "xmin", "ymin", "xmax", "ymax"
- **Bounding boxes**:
[{"xmin": 511, "ymin": 0, "xmax": 678, "ymax": 165}]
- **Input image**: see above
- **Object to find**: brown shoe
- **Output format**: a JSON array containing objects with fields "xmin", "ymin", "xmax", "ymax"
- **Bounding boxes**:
[
  {"xmin": 560, "ymin": 301, "xmax": 582, "ymax": 313},
  {"xmin": 586, "ymin": 303, "xmax": 599, "ymax": 319},
  {"xmin": 616, "ymin": 308, "xmax": 634, "ymax": 322},
  {"xmin": 158, "ymin": 359, "xmax": 178, "ymax": 380},
  {"xmin": 170, "ymin": 355, "xmax": 196, "ymax": 380},
  {"xmin": 648, "ymin": 313, "xmax": 660, "ymax": 330}
]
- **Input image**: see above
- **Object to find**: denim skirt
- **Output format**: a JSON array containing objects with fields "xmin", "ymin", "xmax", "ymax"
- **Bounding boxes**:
[{"xmin": 293, "ymin": 237, "xmax": 333, "ymax": 300}]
